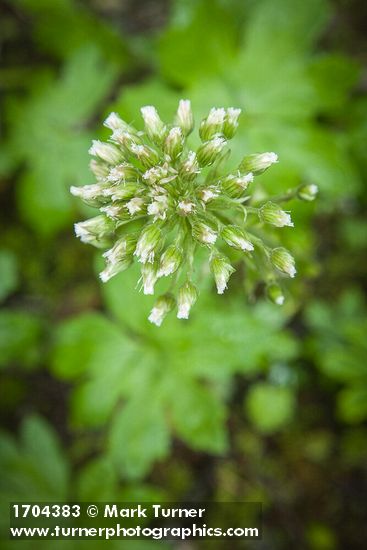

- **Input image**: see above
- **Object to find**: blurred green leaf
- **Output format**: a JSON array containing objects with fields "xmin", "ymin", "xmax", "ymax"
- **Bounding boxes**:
[
  {"xmin": 309, "ymin": 54, "xmax": 361, "ymax": 114},
  {"xmin": 338, "ymin": 386, "xmax": 367, "ymax": 424},
  {"xmin": 158, "ymin": 0, "xmax": 237, "ymax": 86},
  {"xmin": 306, "ymin": 291, "xmax": 367, "ymax": 424},
  {"xmin": 100, "ymin": 263, "xmax": 156, "ymax": 333},
  {"xmin": 349, "ymin": 97, "xmax": 367, "ymax": 174},
  {"xmin": 169, "ymin": 379, "xmax": 228, "ymax": 453},
  {"xmin": 76, "ymin": 457, "xmax": 118, "ymax": 501},
  {"xmin": 52, "ymin": 312, "xmax": 137, "ymax": 426},
  {"xmin": 111, "ymin": 79, "xmax": 181, "ymax": 134},
  {"xmin": 321, "ymin": 349, "xmax": 366, "ymax": 383},
  {"xmin": 0, "ymin": 250, "xmax": 18, "ymax": 302},
  {"xmin": 0, "ymin": 415, "xmax": 69, "ymax": 508},
  {"xmin": 240, "ymin": 0, "xmax": 331, "ymax": 57},
  {"xmin": 0, "ymin": 310, "xmax": 43, "ymax": 369},
  {"xmin": 306, "ymin": 522, "xmax": 337, "ymax": 550},
  {"xmin": 52, "ymin": 267, "xmax": 298, "ymax": 477},
  {"xmin": 6, "ymin": 45, "xmax": 118, "ymax": 235},
  {"xmin": 21, "ymin": 415, "xmax": 69, "ymax": 496},
  {"xmin": 109, "ymin": 396, "xmax": 170, "ymax": 480},
  {"xmin": 52, "ymin": 312, "xmax": 133, "ymax": 379},
  {"xmin": 102, "ymin": 266, "xmax": 299, "ymax": 379},
  {"xmin": 245, "ymin": 382, "xmax": 296, "ymax": 433},
  {"xmin": 12, "ymin": 0, "xmax": 129, "ymax": 63},
  {"xmin": 148, "ymin": 0, "xmax": 362, "ymax": 203}
]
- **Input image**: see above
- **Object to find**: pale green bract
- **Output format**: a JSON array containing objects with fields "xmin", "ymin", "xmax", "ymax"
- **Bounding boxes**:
[{"xmin": 72, "ymin": 101, "xmax": 315, "ymax": 325}]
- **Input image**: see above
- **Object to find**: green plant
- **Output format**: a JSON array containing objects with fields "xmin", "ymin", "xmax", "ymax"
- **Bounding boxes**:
[
  {"xmin": 52, "ymin": 269, "xmax": 298, "ymax": 479},
  {"xmin": 72, "ymin": 102, "xmax": 316, "ymax": 324},
  {"xmin": 306, "ymin": 291, "xmax": 367, "ymax": 424}
]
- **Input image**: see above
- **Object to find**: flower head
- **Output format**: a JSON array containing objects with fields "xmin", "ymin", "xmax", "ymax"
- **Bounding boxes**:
[
  {"xmin": 89, "ymin": 140, "xmax": 122, "ymax": 165},
  {"xmin": 72, "ymin": 100, "xmax": 310, "ymax": 325},
  {"xmin": 199, "ymin": 107, "xmax": 226, "ymax": 141},
  {"xmin": 175, "ymin": 99, "xmax": 194, "ymax": 135},
  {"xmin": 177, "ymin": 281, "xmax": 198, "ymax": 319},
  {"xmin": 221, "ymin": 225, "xmax": 254, "ymax": 252},
  {"xmin": 267, "ymin": 283, "xmax": 285, "ymax": 305},
  {"xmin": 259, "ymin": 202, "xmax": 294, "ymax": 228},
  {"xmin": 197, "ymin": 136, "xmax": 226, "ymax": 166},
  {"xmin": 148, "ymin": 294, "xmax": 175, "ymax": 327},
  {"xmin": 210, "ymin": 254, "xmax": 235, "ymax": 294},
  {"xmin": 240, "ymin": 152, "xmax": 278, "ymax": 175},
  {"xmin": 223, "ymin": 108, "xmax": 241, "ymax": 139},
  {"xmin": 158, "ymin": 245, "xmax": 183, "ymax": 277},
  {"xmin": 270, "ymin": 248, "xmax": 297, "ymax": 278},
  {"xmin": 164, "ymin": 127, "xmax": 184, "ymax": 160},
  {"xmin": 134, "ymin": 224, "xmax": 163, "ymax": 264},
  {"xmin": 298, "ymin": 183, "xmax": 318, "ymax": 201},
  {"xmin": 141, "ymin": 106, "xmax": 166, "ymax": 144}
]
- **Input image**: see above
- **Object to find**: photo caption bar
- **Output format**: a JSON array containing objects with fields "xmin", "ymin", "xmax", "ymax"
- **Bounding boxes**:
[{"xmin": 9, "ymin": 502, "xmax": 262, "ymax": 540}]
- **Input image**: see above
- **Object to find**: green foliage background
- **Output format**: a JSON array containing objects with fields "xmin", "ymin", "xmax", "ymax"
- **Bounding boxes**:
[{"xmin": 1, "ymin": 0, "xmax": 366, "ymax": 548}]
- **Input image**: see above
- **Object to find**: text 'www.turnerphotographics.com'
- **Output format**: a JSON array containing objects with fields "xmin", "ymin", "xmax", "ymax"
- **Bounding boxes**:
[{"xmin": 10, "ymin": 502, "xmax": 262, "ymax": 540}]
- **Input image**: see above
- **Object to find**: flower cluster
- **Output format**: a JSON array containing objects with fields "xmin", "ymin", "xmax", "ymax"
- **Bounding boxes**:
[{"xmin": 72, "ymin": 100, "xmax": 317, "ymax": 326}]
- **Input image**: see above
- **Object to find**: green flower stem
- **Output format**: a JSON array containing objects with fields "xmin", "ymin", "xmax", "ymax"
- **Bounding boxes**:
[
  {"xmin": 202, "ymin": 211, "xmax": 222, "ymax": 231},
  {"xmin": 270, "ymin": 186, "xmax": 302, "ymax": 203},
  {"xmin": 245, "ymin": 206, "xmax": 259, "ymax": 215}
]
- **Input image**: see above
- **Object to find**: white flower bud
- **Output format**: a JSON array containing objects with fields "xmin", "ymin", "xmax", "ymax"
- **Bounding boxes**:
[
  {"xmin": 89, "ymin": 159, "xmax": 110, "ymax": 180},
  {"xmin": 267, "ymin": 283, "xmax": 285, "ymax": 305},
  {"xmin": 141, "ymin": 105, "xmax": 166, "ymax": 143},
  {"xmin": 158, "ymin": 245, "xmax": 183, "ymax": 277},
  {"xmin": 259, "ymin": 202, "xmax": 294, "ymax": 227},
  {"xmin": 70, "ymin": 183, "xmax": 108, "ymax": 207},
  {"xmin": 99, "ymin": 235, "xmax": 136, "ymax": 283},
  {"xmin": 130, "ymin": 143, "xmax": 160, "ymax": 169},
  {"xmin": 148, "ymin": 294, "xmax": 175, "ymax": 326},
  {"xmin": 99, "ymin": 258, "xmax": 132, "ymax": 282},
  {"xmin": 103, "ymin": 234, "xmax": 137, "ymax": 263},
  {"xmin": 177, "ymin": 200, "xmax": 196, "ymax": 216},
  {"xmin": 175, "ymin": 99, "xmax": 194, "ymax": 136},
  {"xmin": 199, "ymin": 186, "xmax": 220, "ymax": 203},
  {"xmin": 297, "ymin": 183, "xmax": 318, "ymax": 201},
  {"xmin": 111, "ymin": 129, "xmax": 142, "ymax": 150},
  {"xmin": 177, "ymin": 281, "xmax": 198, "ymax": 319},
  {"xmin": 271, "ymin": 247, "xmax": 297, "ymax": 278},
  {"xmin": 223, "ymin": 108, "xmax": 241, "ymax": 139},
  {"xmin": 88, "ymin": 140, "xmax": 122, "ymax": 164},
  {"xmin": 199, "ymin": 108, "xmax": 226, "ymax": 141},
  {"xmin": 143, "ymin": 164, "xmax": 177, "ymax": 185},
  {"xmin": 74, "ymin": 215, "xmax": 114, "ymax": 249},
  {"xmin": 143, "ymin": 166, "xmax": 166, "ymax": 185},
  {"xmin": 147, "ymin": 195, "xmax": 169, "ymax": 221},
  {"xmin": 100, "ymin": 234, "xmax": 137, "ymax": 281},
  {"xmin": 221, "ymin": 172, "xmax": 253, "ymax": 198},
  {"xmin": 210, "ymin": 254, "xmax": 235, "ymax": 294},
  {"xmin": 107, "ymin": 163, "xmax": 138, "ymax": 183},
  {"xmin": 221, "ymin": 225, "xmax": 254, "ymax": 252},
  {"xmin": 179, "ymin": 151, "xmax": 200, "ymax": 181},
  {"xmin": 164, "ymin": 127, "xmax": 184, "ymax": 160},
  {"xmin": 197, "ymin": 136, "xmax": 226, "ymax": 166},
  {"xmin": 105, "ymin": 183, "xmax": 140, "ymax": 201},
  {"xmin": 100, "ymin": 204, "xmax": 130, "ymax": 221},
  {"xmin": 126, "ymin": 197, "xmax": 145, "ymax": 216},
  {"xmin": 192, "ymin": 221, "xmax": 217, "ymax": 245},
  {"xmin": 103, "ymin": 112, "xmax": 133, "ymax": 133},
  {"xmin": 134, "ymin": 224, "xmax": 163, "ymax": 263},
  {"xmin": 239, "ymin": 152, "xmax": 278, "ymax": 175},
  {"xmin": 141, "ymin": 263, "xmax": 158, "ymax": 295}
]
